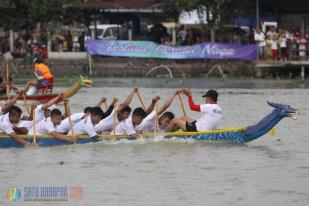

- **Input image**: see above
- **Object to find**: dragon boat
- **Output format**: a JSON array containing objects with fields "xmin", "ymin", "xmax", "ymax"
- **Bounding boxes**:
[
  {"xmin": 0, "ymin": 76, "xmax": 92, "ymax": 103},
  {"xmin": 0, "ymin": 101, "xmax": 298, "ymax": 148}
]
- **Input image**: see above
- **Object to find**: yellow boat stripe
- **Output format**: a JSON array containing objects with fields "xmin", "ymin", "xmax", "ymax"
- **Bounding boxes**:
[{"xmin": 0, "ymin": 127, "xmax": 246, "ymax": 139}]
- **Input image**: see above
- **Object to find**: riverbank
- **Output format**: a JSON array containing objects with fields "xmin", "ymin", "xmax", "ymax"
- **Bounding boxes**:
[{"xmin": 13, "ymin": 77, "xmax": 309, "ymax": 89}]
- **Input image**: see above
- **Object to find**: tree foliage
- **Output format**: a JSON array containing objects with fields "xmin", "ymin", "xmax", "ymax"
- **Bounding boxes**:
[
  {"xmin": 163, "ymin": 0, "xmax": 254, "ymax": 27},
  {"xmin": 0, "ymin": 0, "xmax": 83, "ymax": 31}
]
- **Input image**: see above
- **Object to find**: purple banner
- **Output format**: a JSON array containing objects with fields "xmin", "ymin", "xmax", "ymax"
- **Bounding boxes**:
[{"xmin": 87, "ymin": 40, "xmax": 257, "ymax": 61}]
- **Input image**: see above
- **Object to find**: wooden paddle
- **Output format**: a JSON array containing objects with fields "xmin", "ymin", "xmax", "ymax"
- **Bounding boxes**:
[
  {"xmin": 136, "ymin": 91, "xmax": 146, "ymax": 111},
  {"xmin": 31, "ymin": 105, "xmax": 37, "ymax": 144},
  {"xmin": 154, "ymin": 100, "xmax": 159, "ymax": 133},
  {"xmin": 178, "ymin": 94, "xmax": 187, "ymax": 117},
  {"xmin": 5, "ymin": 62, "xmax": 10, "ymax": 99},
  {"xmin": 23, "ymin": 94, "xmax": 31, "ymax": 115},
  {"xmin": 112, "ymin": 102, "xmax": 118, "ymax": 136},
  {"xmin": 64, "ymin": 99, "xmax": 76, "ymax": 142}
]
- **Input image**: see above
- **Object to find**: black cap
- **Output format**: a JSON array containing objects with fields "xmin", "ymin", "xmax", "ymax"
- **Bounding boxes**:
[{"xmin": 202, "ymin": 89, "xmax": 218, "ymax": 101}]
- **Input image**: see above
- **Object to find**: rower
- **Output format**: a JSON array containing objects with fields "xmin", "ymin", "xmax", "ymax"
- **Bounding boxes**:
[
  {"xmin": 0, "ymin": 106, "xmax": 35, "ymax": 147},
  {"xmin": 95, "ymin": 88, "xmax": 138, "ymax": 133},
  {"xmin": 28, "ymin": 109, "xmax": 75, "ymax": 143},
  {"xmin": 24, "ymin": 58, "xmax": 54, "ymax": 94},
  {"xmin": 136, "ymin": 89, "xmax": 180, "ymax": 132},
  {"xmin": 56, "ymin": 106, "xmax": 92, "ymax": 134},
  {"xmin": 57, "ymin": 96, "xmax": 116, "ymax": 134},
  {"xmin": 18, "ymin": 94, "xmax": 62, "ymax": 130},
  {"xmin": 111, "ymin": 107, "xmax": 147, "ymax": 138},
  {"xmin": 166, "ymin": 89, "xmax": 222, "ymax": 132},
  {"xmin": 95, "ymin": 97, "xmax": 115, "ymax": 119},
  {"xmin": 68, "ymin": 107, "xmax": 103, "ymax": 140}
]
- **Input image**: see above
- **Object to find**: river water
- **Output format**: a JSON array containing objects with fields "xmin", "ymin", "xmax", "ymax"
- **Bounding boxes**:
[{"xmin": 1, "ymin": 87, "xmax": 308, "ymax": 206}]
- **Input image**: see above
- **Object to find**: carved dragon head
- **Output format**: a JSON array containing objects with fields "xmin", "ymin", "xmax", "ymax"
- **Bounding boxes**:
[
  {"xmin": 267, "ymin": 101, "xmax": 299, "ymax": 120},
  {"xmin": 79, "ymin": 75, "xmax": 93, "ymax": 87}
]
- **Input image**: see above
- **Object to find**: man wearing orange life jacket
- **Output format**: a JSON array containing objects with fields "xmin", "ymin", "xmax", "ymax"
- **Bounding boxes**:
[{"xmin": 24, "ymin": 58, "xmax": 54, "ymax": 93}]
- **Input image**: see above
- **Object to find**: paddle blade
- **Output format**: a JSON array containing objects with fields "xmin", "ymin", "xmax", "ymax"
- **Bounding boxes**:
[{"xmin": 268, "ymin": 128, "xmax": 276, "ymax": 137}]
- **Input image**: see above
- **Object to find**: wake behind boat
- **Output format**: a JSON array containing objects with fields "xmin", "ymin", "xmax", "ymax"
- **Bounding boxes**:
[{"xmin": 0, "ymin": 101, "xmax": 298, "ymax": 148}]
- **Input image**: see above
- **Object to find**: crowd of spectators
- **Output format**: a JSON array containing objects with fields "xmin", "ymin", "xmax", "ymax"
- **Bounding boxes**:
[
  {"xmin": 2, "ymin": 23, "xmax": 309, "ymax": 63},
  {"xmin": 254, "ymin": 26, "xmax": 309, "ymax": 61}
]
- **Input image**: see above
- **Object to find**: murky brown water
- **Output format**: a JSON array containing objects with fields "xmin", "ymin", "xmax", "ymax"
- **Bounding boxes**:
[{"xmin": 1, "ymin": 87, "xmax": 308, "ymax": 206}]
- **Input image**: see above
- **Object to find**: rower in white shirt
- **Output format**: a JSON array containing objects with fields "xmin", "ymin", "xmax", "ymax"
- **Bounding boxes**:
[
  {"xmin": 68, "ymin": 107, "xmax": 103, "ymax": 140},
  {"xmin": 136, "ymin": 89, "xmax": 181, "ymax": 132},
  {"xmin": 28, "ymin": 109, "xmax": 75, "ymax": 143},
  {"xmin": 18, "ymin": 94, "xmax": 62, "ymax": 130},
  {"xmin": 166, "ymin": 89, "xmax": 222, "ymax": 132},
  {"xmin": 57, "ymin": 96, "xmax": 114, "ymax": 134},
  {"xmin": 56, "ymin": 107, "xmax": 92, "ymax": 134},
  {"xmin": 112, "ymin": 107, "xmax": 147, "ymax": 138},
  {"xmin": 34, "ymin": 94, "xmax": 62, "ymax": 122},
  {"xmin": 0, "ymin": 106, "xmax": 34, "ymax": 147},
  {"xmin": 95, "ymin": 88, "xmax": 138, "ymax": 134}
]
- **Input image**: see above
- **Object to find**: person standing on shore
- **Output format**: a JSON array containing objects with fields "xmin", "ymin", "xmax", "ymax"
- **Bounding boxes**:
[{"xmin": 254, "ymin": 27, "xmax": 266, "ymax": 60}]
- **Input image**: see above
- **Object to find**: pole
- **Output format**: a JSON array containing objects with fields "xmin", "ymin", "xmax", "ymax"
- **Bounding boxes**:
[
  {"xmin": 256, "ymin": 0, "xmax": 260, "ymax": 27},
  {"xmin": 178, "ymin": 94, "xmax": 187, "ymax": 117},
  {"xmin": 6, "ymin": 62, "xmax": 10, "ymax": 99},
  {"xmin": 88, "ymin": 55, "xmax": 93, "ymax": 76},
  {"xmin": 136, "ymin": 91, "xmax": 146, "ymax": 111},
  {"xmin": 32, "ymin": 106, "xmax": 37, "ymax": 144},
  {"xmin": 23, "ymin": 94, "xmax": 31, "ymax": 115},
  {"xmin": 154, "ymin": 101, "xmax": 159, "ymax": 133},
  {"xmin": 112, "ymin": 103, "xmax": 118, "ymax": 136},
  {"xmin": 65, "ymin": 99, "xmax": 76, "ymax": 141}
]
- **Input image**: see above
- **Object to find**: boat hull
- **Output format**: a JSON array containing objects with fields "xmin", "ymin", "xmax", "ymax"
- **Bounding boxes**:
[{"xmin": 0, "ymin": 128, "xmax": 248, "ymax": 148}]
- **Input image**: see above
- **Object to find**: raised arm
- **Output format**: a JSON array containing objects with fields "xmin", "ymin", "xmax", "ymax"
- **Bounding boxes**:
[
  {"xmin": 41, "ymin": 94, "xmax": 62, "ymax": 110},
  {"xmin": 1, "ymin": 92, "xmax": 21, "ymax": 113},
  {"xmin": 103, "ymin": 98, "xmax": 117, "ymax": 119},
  {"xmin": 157, "ymin": 89, "xmax": 180, "ymax": 115},
  {"xmin": 182, "ymin": 89, "xmax": 200, "ymax": 112},
  {"xmin": 145, "ymin": 96, "xmax": 160, "ymax": 115},
  {"xmin": 117, "ymin": 88, "xmax": 138, "ymax": 113},
  {"xmin": 96, "ymin": 97, "xmax": 107, "ymax": 108}
]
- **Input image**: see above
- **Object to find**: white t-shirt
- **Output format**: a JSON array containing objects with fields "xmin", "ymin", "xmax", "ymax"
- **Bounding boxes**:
[
  {"xmin": 68, "ymin": 116, "xmax": 97, "ymax": 137},
  {"xmin": 28, "ymin": 117, "xmax": 56, "ymax": 135},
  {"xmin": 280, "ymin": 37, "xmax": 287, "ymax": 48},
  {"xmin": 0, "ymin": 113, "xmax": 16, "ymax": 135},
  {"xmin": 135, "ymin": 111, "xmax": 156, "ymax": 132},
  {"xmin": 18, "ymin": 120, "xmax": 33, "ymax": 129},
  {"xmin": 254, "ymin": 32, "xmax": 266, "ymax": 47},
  {"xmin": 57, "ymin": 113, "xmax": 85, "ymax": 133},
  {"xmin": 95, "ymin": 109, "xmax": 120, "ymax": 132},
  {"xmin": 271, "ymin": 40, "xmax": 278, "ymax": 50},
  {"xmin": 34, "ymin": 105, "xmax": 46, "ymax": 123},
  {"xmin": 112, "ymin": 117, "xmax": 136, "ymax": 135},
  {"xmin": 196, "ymin": 104, "xmax": 222, "ymax": 131}
]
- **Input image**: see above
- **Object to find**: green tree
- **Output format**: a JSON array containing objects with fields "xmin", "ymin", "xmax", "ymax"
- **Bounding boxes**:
[
  {"xmin": 0, "ymin": 0, "xmax": 83, "ymax": 31},
  {"xmin": 163, "ymin": 0, "xmax": 254, "ymax": 41}
]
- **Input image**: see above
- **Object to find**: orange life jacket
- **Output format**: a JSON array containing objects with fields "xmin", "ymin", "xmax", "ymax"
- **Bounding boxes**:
[{"xmin": 35, "ymin": 63, "xmax": 53, "ymax": 79}]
